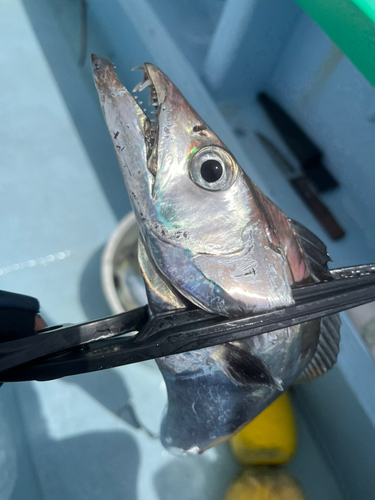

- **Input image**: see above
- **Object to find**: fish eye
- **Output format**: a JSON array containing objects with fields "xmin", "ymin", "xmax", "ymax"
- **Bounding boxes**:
[
  {"xmin": 189, "ymin": 146, "xmax": 238, "ymax": 191},
  {"xmin": 201, "ymin": 160, "xmax": 223, "ymax": 183}
]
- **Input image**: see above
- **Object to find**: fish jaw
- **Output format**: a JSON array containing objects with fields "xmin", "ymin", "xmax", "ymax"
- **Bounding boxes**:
[{"xmin": 91, "ymin": 55, "xmax": 155, "ymax": 228}]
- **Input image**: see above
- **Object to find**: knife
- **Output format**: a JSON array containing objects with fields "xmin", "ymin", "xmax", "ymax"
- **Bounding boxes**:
[
  {"xmin": 258, "ymin": 92, "xmax": 339, "ymax": 192},
  {"xmin": 256, "ymin": 132, "xmax": 345, "ymax": 240}
]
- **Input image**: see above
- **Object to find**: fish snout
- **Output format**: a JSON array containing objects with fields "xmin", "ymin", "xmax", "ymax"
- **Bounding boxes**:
[{"xmin": 91, "ymin": 54, "xmax": 123, "ymax": 99}]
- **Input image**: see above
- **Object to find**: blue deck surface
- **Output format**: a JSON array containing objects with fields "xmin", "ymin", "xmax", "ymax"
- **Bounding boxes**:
[{"xmin": 1, "ymin": 0, "xmax": 374, "ymax": 498}]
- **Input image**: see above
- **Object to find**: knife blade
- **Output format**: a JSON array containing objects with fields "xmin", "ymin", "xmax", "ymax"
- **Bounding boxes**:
[{"xmin": 256, "ymin": 132, "xmax": 345, "ymax": 240}]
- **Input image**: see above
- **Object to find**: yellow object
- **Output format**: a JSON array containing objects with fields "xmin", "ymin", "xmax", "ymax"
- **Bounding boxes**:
[
  {"xmin": 225, "ymin": 467, "xmax": 306, "ymax": 500},
  {"xmin": 230, "ymin": 392, "xmax": 296, "ymax": 465}
]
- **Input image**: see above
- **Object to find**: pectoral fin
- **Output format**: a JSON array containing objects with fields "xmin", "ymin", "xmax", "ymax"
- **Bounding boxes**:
[{"xmin": 213, "ymin": 342, "xmax": 284, "ymax": 390}]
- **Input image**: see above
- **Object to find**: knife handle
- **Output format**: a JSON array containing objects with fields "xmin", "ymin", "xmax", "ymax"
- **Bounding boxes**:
[{"xmin": 291, "ymin": 177, "xmax": 345, "ymax": 240}]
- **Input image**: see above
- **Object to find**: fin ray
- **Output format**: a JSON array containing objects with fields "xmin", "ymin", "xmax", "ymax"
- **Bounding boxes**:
[
  {"xmin": 295, "ymin": 314, "xmax": 341, "ymax": 383},
  {"xmin": 289, "ymin": 219, "xmax": 332, "ymax": 282}
]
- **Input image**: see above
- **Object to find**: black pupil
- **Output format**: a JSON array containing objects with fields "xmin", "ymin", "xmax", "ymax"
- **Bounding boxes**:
[{"xmin": 200, "ymin": 160, "xmax": 223, "ymax": 183}]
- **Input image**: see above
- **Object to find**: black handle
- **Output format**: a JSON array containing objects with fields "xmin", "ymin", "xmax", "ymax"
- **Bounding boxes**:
[{"xmin": 258, "ymin": 92, "xmax": 339, "ymax": 192}]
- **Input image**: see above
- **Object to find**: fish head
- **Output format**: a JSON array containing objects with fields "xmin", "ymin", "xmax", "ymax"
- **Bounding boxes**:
[
  {"xmin": 92, "ymin": 57, "xmax": 244, "ymax": 240},
  {"xmin": 92, "ymin": 56, "xmax": 294, "ymax": 316}
]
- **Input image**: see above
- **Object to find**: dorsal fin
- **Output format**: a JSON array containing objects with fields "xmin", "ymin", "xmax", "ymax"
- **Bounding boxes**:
[
  {"xmin": 289, "ymin": 219, "xmax": 341, "ymax": 382},
  {"xmin": 289, "ymin": 219, "xmax": 332, "ymax": 282},
  {"xmin": 295, "ymin": 313, "xmax": 341, "ymax": 383}
]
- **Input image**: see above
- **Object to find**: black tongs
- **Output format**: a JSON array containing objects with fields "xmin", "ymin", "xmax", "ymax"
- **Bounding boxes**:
[{"xmin": 1, "ymin": 264, "xmax": 374, "ymax": 383}]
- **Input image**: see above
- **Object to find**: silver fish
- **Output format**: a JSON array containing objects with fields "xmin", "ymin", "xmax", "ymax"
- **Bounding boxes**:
[{"xmin": 92, "ymin": 55, "xmax": 340, "ymax": 454}]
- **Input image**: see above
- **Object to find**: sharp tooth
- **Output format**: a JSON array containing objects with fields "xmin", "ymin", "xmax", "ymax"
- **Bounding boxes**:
[
  {"xmin": 138, "ymin": 79, "xmax": 152, "ymax": 91},
  {"xmin": 151, "ymin": 102, "xmax": 158, "ymax": 107},
  {"xmin": 132, "ymin": 82, "xmax": 143, "ymax": 93},
  {"xmin": 134, "ymin": 95, "xmax": 138, "ymax": 99},
  {"xmin": 131, "ymin": 65, "xmax": 144, "ymax": 72},
  {"xmin": 148, "ymin": 92, "xmax": 152, "ymax": 105},
  {"xmin": 151, "ymin": 110, "xmax": 158, "ymax": 114},
  {"xmin": 137, "ymin": 101, "xmax": 143, "ymax": 105},
  {"xmin": 143, "ymin": 108, "xmax": 147, "ymax": 112}
]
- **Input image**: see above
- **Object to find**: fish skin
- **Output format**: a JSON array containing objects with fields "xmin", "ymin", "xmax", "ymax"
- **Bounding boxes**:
[{"xmin": 92, "ymin": 56, "xmax": 339, "ymax": 453}]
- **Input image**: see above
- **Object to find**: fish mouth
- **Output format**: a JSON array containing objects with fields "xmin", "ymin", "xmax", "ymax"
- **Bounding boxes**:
[
  {"xmin": 131, "ymin": 62, "xmax": 169, "ymax": 175},
  {"xmin": 91, "ymin": 55, "xmax": 168, "ymax": 179}
]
